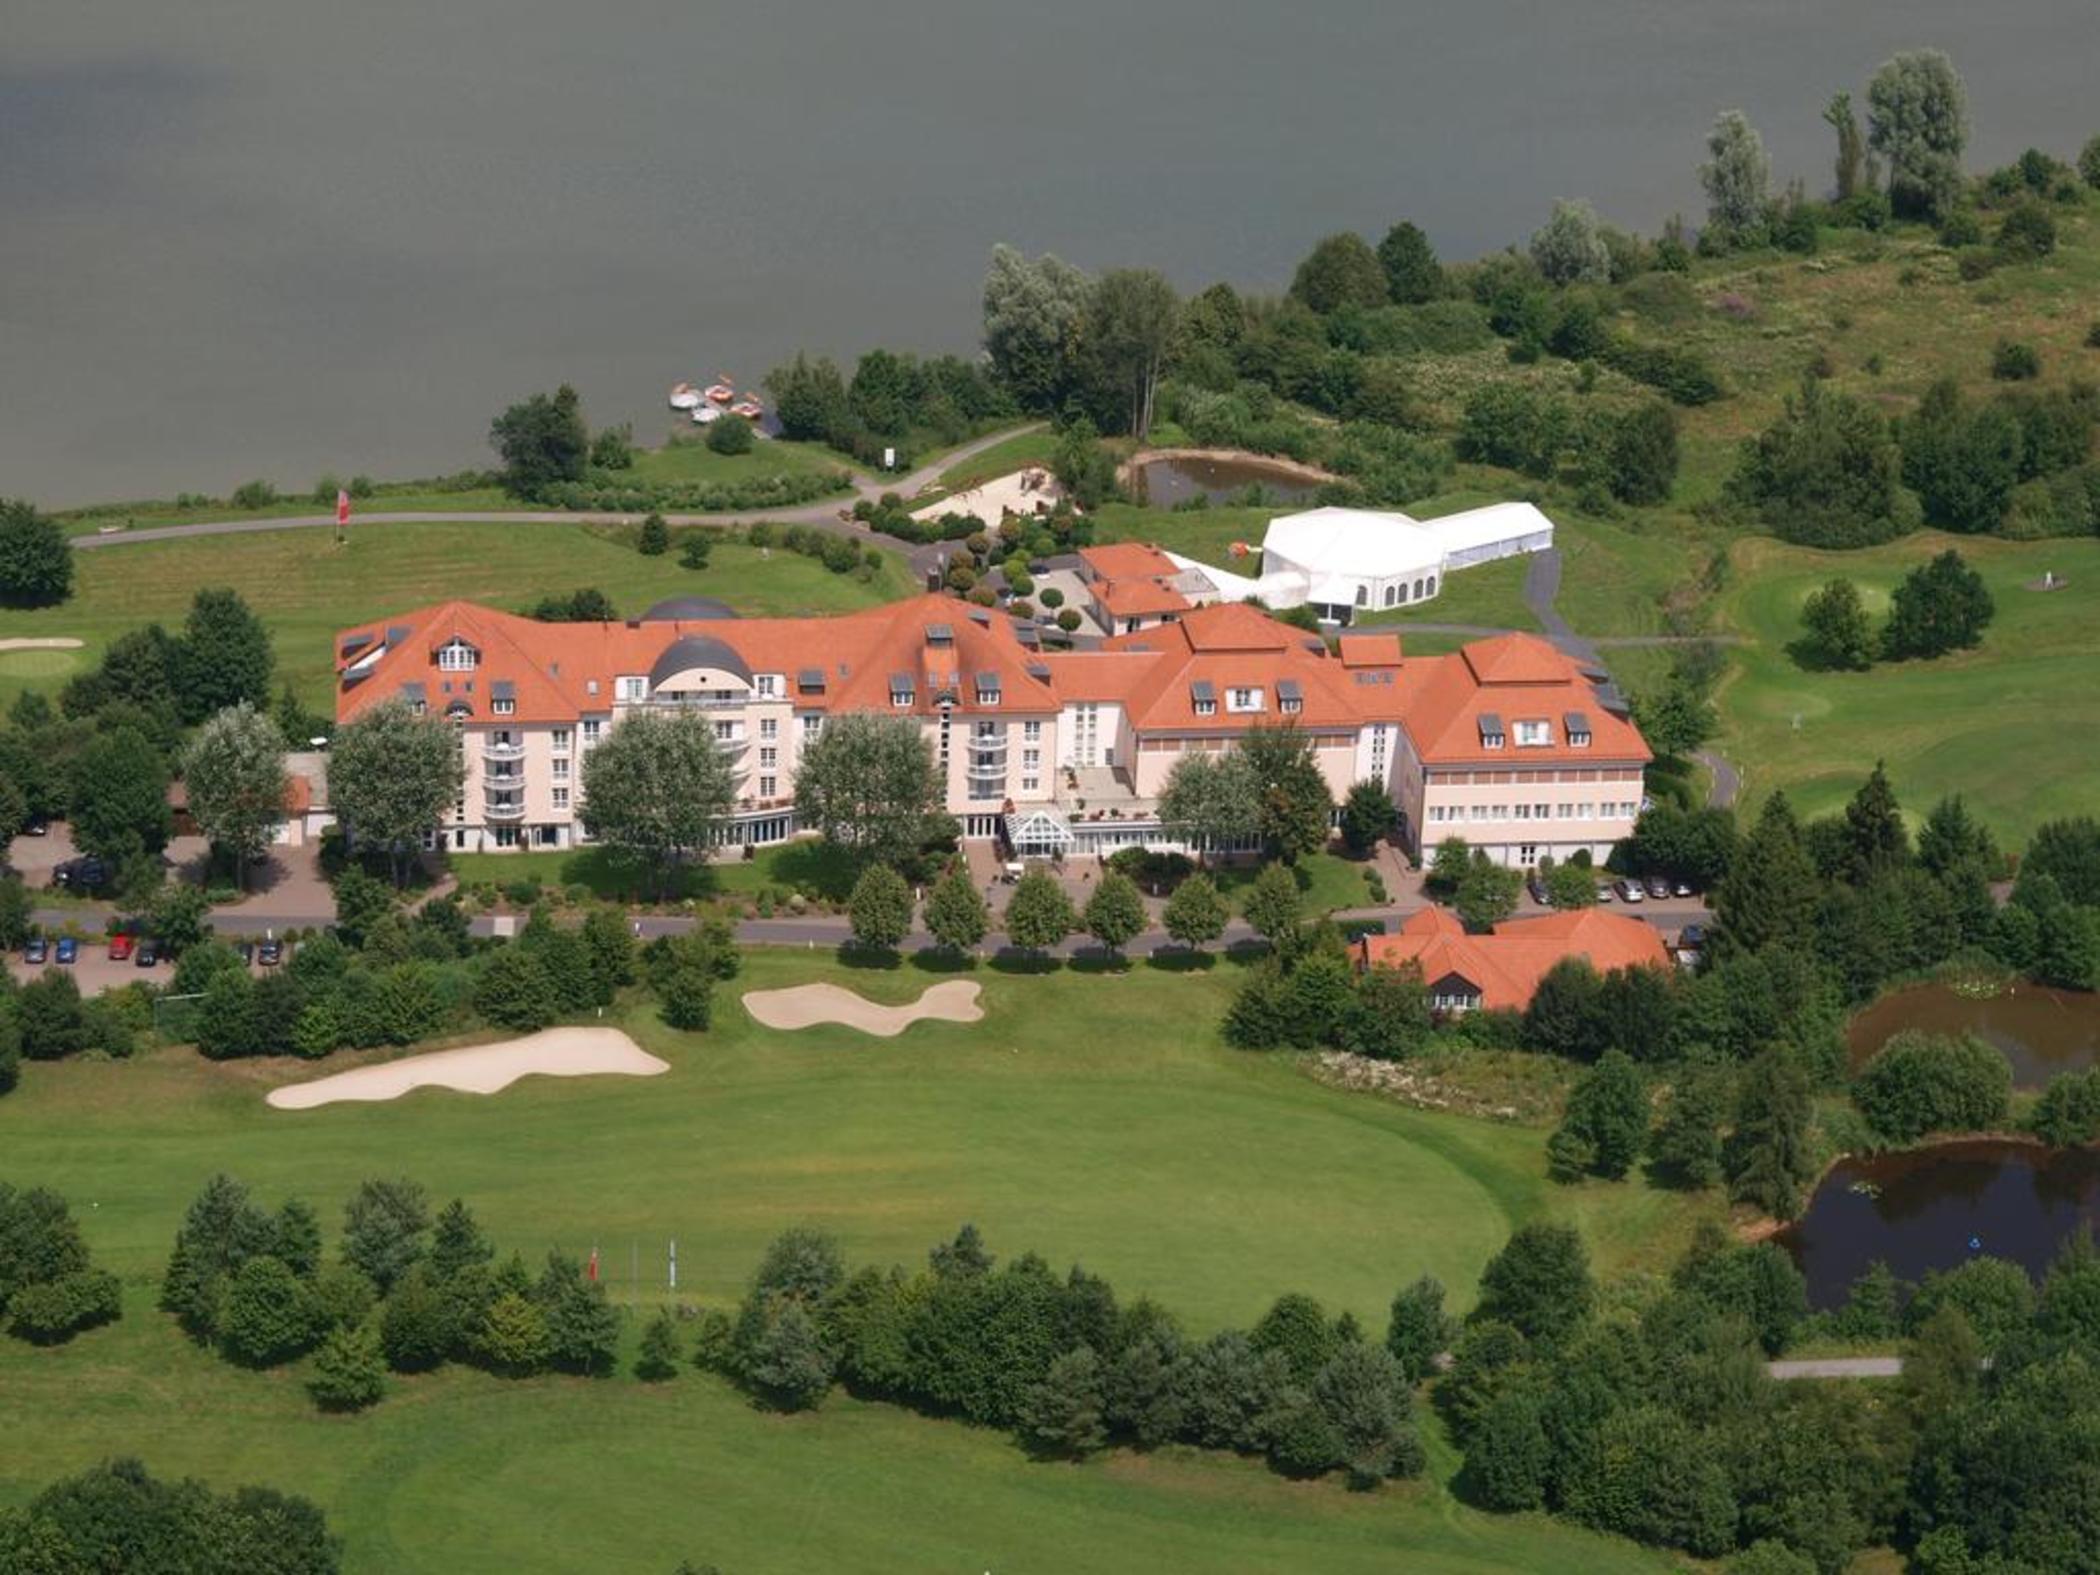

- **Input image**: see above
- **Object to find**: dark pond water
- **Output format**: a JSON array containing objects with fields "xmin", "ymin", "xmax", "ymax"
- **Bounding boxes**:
[
  {"xmin": 1127, "ymin": 456, "xmax": 1321, "ymax": 509},
  {"xmin": 1780, "ymin": 1141, "xmax": 2100, "ymax": 1309},
  {"xmin": 1848, "ymin": 983, "xmax": 2100, "ymax": 1086}
]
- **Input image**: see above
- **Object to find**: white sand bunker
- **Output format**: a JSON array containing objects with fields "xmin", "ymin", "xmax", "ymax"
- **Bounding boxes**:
[
  {"xmin": 742, "ymin": 980, "xmax": 983, "ymax": 1037},
  {"xmin": 266, "ymin": 1028, "xmax": 668, "ymax": 1110},
  {"xmin": 0, "ymin": 637, "xmax": 83, "ymax": 652}
]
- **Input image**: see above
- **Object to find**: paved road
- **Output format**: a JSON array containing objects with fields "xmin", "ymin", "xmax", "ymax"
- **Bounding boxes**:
[
  {"xmin": 71, "ymin": 425, "xmax": 1046, "ymax": 579},
  {"xmin": 1767, "ymin": 1357, "xmax": 1904, "ymax": 1380},
  {"xmin": 1695, "ymin": 748, "xmax": 1742, "ymax": 809}
]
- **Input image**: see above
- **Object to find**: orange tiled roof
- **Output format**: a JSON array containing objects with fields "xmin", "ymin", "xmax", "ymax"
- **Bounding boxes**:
[
  {"xmin": 1359, "ymin": 906, "xmax": 1668, "ymax": 1011},
  {"xmin": 1389, "ymin": 632, "xmax": 1649, "ymax": 767}
]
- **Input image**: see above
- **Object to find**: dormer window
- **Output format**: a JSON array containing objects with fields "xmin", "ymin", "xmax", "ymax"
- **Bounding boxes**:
[
  {"xmin": 890, "ymin": 674, "xmax": 914, "ymax": 708},
  {"xmin": 437, "ymin": 639, "xmax": 478, "ymax": 672},
  {"xmin": 1277, "ymin": 679, "xmax": 1303, "ymax": 716},
  {"xmin": 1191, "ymin": 680, "xmax": 1216, "ymax": 717},
  {"xmin": 493, "ymin": 699, "xmax": 515, "ymax": 716},
  {"xmin": 974, "ymin": 671, "xmax": 1001, "ymax": 707},
  {"xmin": 1564, "ymin": 710, "xmax": 1593, "ymax": 748},
  {"xmin": 616, "ymin": 677, "xmax": 646, "ymax": 703},
  {"xmin": 1479, "ymin": 712, "xmax": 1505, "ymax": 750},
  {"xmin": 1514, "ymin": 720, "xmax": 1551, "ymax": 747},
  {"xmin": 754, "ymin": 674, "xmax": 783, "ymax": 700},
  {"xmin": 1227, "ymin": 687, "xmax": 1263, "ymax": 713}
]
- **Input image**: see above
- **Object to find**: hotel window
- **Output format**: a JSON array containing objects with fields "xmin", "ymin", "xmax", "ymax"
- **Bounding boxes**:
[
  {"xmin": 1021, "ymin": 775, "xmax": 1040, "ymax": 793},
  {"xmin": 1534, "ymin": 803, "xmax": 1549, "ymax": 820},
  {"xmin": 1227, "ymin": 687, "xmax": 1261, "ymax": 712},
  {"xmin": 582, "ymin": 719, "xmax": 602, "ymax": 744},
  {"xmin": 759, "ymin": 718, "xmax": 778, "ymax": 740},
  {"xmin": 552, "ymin": 758, "xmax": 569, "ymax": 780},
  {"xmin": 801, "ymin": 715, "xmax": 823, "ymax": 741},
  {"xmin": 493, "ymin": 698, "xmax": 515, "ymax": 716},
  {"xmin": 1514, "ymin": 720, "xmax": 1551, "ymax": 747},
  {"xmin": 436, "ymin": 639, "xmax": 478, "ymax": 672},
  {"xmin": 552, "ymin": 787, "xmax": 569, "ymax": 810},
  {"xmin": 551, "ymin": 728, "xmax": 571, "ymax": 751},
  {"xmin": 616, "ymin": 677, "xmax": 646, "ymax": 702},
  {"xmin": 759, "ymin": 747, "xmax": 778, "ymax": 769},
  {"xmin": 891, "ymin": 685, "xmax": 913, "ymax": 708},
  {"xmin": 1519, "ymin": 843, "xmax": 1537, "ymax": 865},
  {"xmin": 1023, "ymin": 720, "xmax": 1042, "ymax": 742},
  {"xmin": 975, "ymin": 682, "xmax": 1000, "ymax": 707},
  {"xmin": 714, "ymin": 719, "xmax": 735, "ymax": 742},
  {"xmin": 1568, "ymin": 727, "xmax": 1591, "ymax": 748},
  {"xmin": 754, "ymin": 674, "xmax": 782, "ymax": 699},
  {"xmin": 1194, "ymin": 697, "xmax": 1216, "ymax": 716},
  {"xmin": 759, "ymin": 775, "xmax": 777, "ymax": 798},
  {"xmin": 1514, "ymin": 804, "xmax": 1531, "ymax": 820},
  {"xmin": 1280, "ymin": 696, "xmax": 1302, "ymax": 716},
  {"xmin": 1022, "ymin": 748, "xmax": 1040, "ymax": 771}
]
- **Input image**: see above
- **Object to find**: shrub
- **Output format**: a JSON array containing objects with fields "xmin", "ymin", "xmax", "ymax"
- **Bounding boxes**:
[
  {"xmin": 307, "ymin": 1320, "xmax": 387, "ymax": 1411},
  {"xmin": 1991, "ymin": 340, "xmax": 2041, "ymax": 381},
  {"xmin": 1994, "ymin": 201, "xmax": 2058, "ymax": 261},
  {"xmin": 705, "ymin": 413, "xmax": 754, "ymax": 454},
  {"xmin": 1853, "ymin": 1030, "xmax": 2010, "ymax": 1142},
  {"xmin": 7, "ymin": 1268, "xmax": 122, "ymax": 1343},
  {"xmin": 230, "ymin": 479, "xmax": 278, "ymax": 510}
]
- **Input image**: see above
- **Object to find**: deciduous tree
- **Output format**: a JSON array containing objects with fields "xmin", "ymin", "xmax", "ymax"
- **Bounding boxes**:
[
  {"xmin": 0, "ymin": 498, "xmax": 72, "ymax": 608},
  {"xmin": 1004, "ymin": 869, "xmax": 1076, "ymax": 954},
  {"xmin": 1082, "ymin": 870, "xmax": 1146, "ymax": 958},
  {"xmin": 330, "ymin": 700, "xmax": 465, "ymax": 886},
  {"xmin": 182, "ymin": 702, "xmax": 288, "ymax": 889},
  {"xmin": 847, "ymin": 863, "xmax": 914, "ymax": 952},
  {"xmin": 792, "ymin": 712, "xmax": 940, "ymax": 870},
  {"xmin": 1161, "ymin": 871, "xmax": 1227, "ymax": 953},
  {"xmin": 1867, "ymin": 49, "xmax": 1970, "ymax": 220},
  {"xmin": 579, "ymin": 709, "xmax": 735, "ymax": 899},
  {"xmin": 1291, "ymin": 232, "xmax": 1390, "ymax": 315},
  {"xmin": 1700, "ymin": 111, "xmax": 1771, "ymax": 242},
  {"xmin": 490, "ymin": 384, "xmax": 589, "ymax": 497}
]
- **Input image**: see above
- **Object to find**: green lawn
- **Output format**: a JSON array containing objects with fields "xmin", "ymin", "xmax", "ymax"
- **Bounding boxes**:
[
  {"xmin": 1357, "ymin": 553, "xmax": 1536, "ymax": 632},
  {"xmin": 1715, "ymin": 531, "xmax": 2100, "ymax": 846},
  {"xmin": 0, "ymin": 522, "xmax": 913, "ymax": 714},
  {"xmin": 934, "ymin": 426, "xmax": 1057, "ymax": 493},
  {"xmin": 448, "ymin": 839, "xmax": 860, "ymax": 904},
  {"xmin": 1214, "ymin": 851, "xmax": 1382, "ymax": 917},
  {"xmin": 0, "ymin": 953, "xmax": 1688, "ymax": 1572}
]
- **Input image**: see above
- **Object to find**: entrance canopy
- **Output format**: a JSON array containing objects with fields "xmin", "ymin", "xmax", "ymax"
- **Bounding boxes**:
[{"xmin": 1005, "ymin": 807, "xmax": 1073, "ymax": 856}]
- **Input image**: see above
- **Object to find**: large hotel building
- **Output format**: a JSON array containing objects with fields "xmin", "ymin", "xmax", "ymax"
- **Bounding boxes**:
[{"xmin": 333, "ymin": 589, "xmax": 1649, "ymax": 865}]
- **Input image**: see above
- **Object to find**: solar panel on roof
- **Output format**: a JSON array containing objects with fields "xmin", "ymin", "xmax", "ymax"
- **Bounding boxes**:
[
  {"xmin": 798, "ymin": 668, "xmax": 826, "ymax": 690},
  {"xmin": 339, "ymin": 632, "xmax": 374, "ymax": 659},
  {"xmin": 1026, "ymin": 662, "xmax": 1052, "ymax": 682},
  {"xmin": 1276, "ymin": 679, "xmax": 1302, "ymax": 701}
]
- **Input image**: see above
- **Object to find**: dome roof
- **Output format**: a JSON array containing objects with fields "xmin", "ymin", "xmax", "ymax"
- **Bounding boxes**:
[
  {"xmin": 648, "ymin": 634, "xmax": 752, "ymax": 689},
  {"xmin": 641, "ymin": 595, "xmax": 739, "ymax": 622}
]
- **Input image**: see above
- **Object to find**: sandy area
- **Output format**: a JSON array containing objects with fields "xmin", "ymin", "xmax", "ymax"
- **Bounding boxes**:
[
  {"xmin": 913, "ymin": 468, "xmax": 1066, "ymax": 524},
  {"xmin": 266, "ymin": 1027, "xmax": 668, "ymax": 1110},
  {"xmin": 741, "ymin": 979, "xmax": 984, "ymax": 1037},
  {"xmin": 0, "ymin": 637, "xmax": 84, "ymax": 652}
]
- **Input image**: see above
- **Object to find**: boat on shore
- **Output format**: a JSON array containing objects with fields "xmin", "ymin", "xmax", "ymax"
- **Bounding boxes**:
[
  {"xmin": 689, "ymin": 403, "xmax": 723, "ymax": 425},
  {"xmin": 668, "ymin": 382, "xmax": 702, "ymax": 411},
  {"xmin": 731, "ymin": 397, "xmax": 764, "ymax": 422},
  {"xmin": 705, "ymin": 377, "xmax": 736, "ymax": 405}
]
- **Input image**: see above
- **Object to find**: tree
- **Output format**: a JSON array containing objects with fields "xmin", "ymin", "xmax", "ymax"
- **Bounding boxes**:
[
  {"xmin": 176, "ymin": 587, "xmax": 273, "ymax": 723},
  {"xmin": 0, "ymin": 498, "xmax": 72, "ymax": 608},
  {"xmin": 1239, "ymin": 724, "xmax": 1333, "ymax": 862},
  {"xmin": 216, "ymin": 1254, "xmax": 317, "ymax": 1367},
  {"xmin": 1900, "ymin": 380, "xmax": 2022, "ymax": 534},
  {"xmin": 1241, "ymin": 862, "xmax": 1303, "ymax": 945},
  {"xmin": 1386, "ymin": 1275, "xmax": 1455, "ymax": 1383},
  {"xmin": 1551, "ymin": 1050, "xmax": 1648, "ymax": 1181},
  {"xmin": 1428, "ymin": 836, "xmax": 1473, "ymax": 896},
  {"xmin": 1840, "ymin": 761, "xmax": 1911, "ymax": 880},
  {"xmin": 534, "ymin": 1252, "xmax": 621, "ymax": 1375},
  {"xmin": 636, "ymin": 512, "xmax": 669, "ymax": 555},
  {"xmin": 742, "ymin": 1298, "xmax": 834, "ymax": 1411},
  {"xmin": 1455, "ymin": 856, "xmax": 1521, "ymax": 931},
  {"xmin": 477, "ymin": 1290, "xmax": 552, "ymax": 1376},
  {"xmin": 181, "ymin": 702, "xmax": 288, "ymax": 889},
  {"xmin": 1529, "ymin": 200, "xmax": 1611, "ymax": 287},
  {"xmin": 67, "ymin": 725, "xmax": 172, "ymax": 864},
  {"xmin": 1376, "ymin": 221, "xmax": 1442, "ymax": 304},
  {"xmin": 1082, "ymin": 871, "xmax": 1146, "ymax": 958},
  {"xmin": 765, "ymin": 353, "xmax": 850, "ymax": 443},
  {"xmin": 307, "ymin": 1319, "xmax": 387, "ymax": 1411},
  {"xmin": 0, "ymin": 1459, "xmax": 340, "ymax": 1573},
  {"xmin": 793, "ymin": 712, "xmax": 939, "ymax": 869},
  {"xmin": 1085, "ymin": 268, "xmax": 1178, "ymax": 438},
  {"xmin": 847, "ymin": 863, "xmax": 913, "ymax": 953},
  {"xmin": 1339, "ymin": 780, "xmax": 1392, "ymax": 856},
  {"xmin": 1867, "ymin": 49, "xmax": 1970, "ymax": 220},
  {"xmin": 1020, "ymin": 1345, "xmax": 1109, "ymax": 1457},
  {"xmin": 1881, "ymin": 549, "xmax": 1994, "ymax": 661},
  {"xmin": 1727, "ymin": 378, "xmax": 1912, "ymax": 548},
  {"xmin": 195, "ymin": 968, "xmax": 261, "ymax": 1060},
  {"xmin": 489, "ymin": 384, "xmax": 589, "ymax": 497},
  {"xmin": 1341, "ymin": 964, "xmax": 1432, "ymax": 1060},
  {"xmin": 635, "ymin": 1308, "xmax": 684, "ymax": 1381},
  {"xmin": 579, "ymin": 709, "xmax": 735, "ymax": 898},
  {"xmin": 1701, "ymin": 110, "xmax": 1771, "ymax": 241},
  {"xmin": 1824, "ymin": 93, "xmax": 1867, "ymax": 200},
  {"xmin": 1311, "ymin": 1341, "xmax": 1422, "ymax": 1486},
  {"xmin": 1711, "ymin": 793, "xmax": 1819, "ymax": 959},
  {"xmin": 705, "ymin": 412, "xmax": 754, "ymax": 454},
  {"xmin": 981, "ymin": 244, "xmax": 1091, "ymax": 411},
  {"xmin": 923, "ymin": 868, "xmax": 989, "ymax": 953},
  {"xmin": 1473, "ymin": 1223, "xmax": 1593, "ymax": 1346},
  {"xmin": 1543, "ymin": 859, "xmax": 1597, "ymax": 910},
  {"xmin": 1799, "ymin": 579, "xmax": 1874, "ymax": 671},
  {"xmin": 1156, "ymin": 751, "xmax": 1261, "ymax": 856},
  {"xmin": 1290, "ymin": 232, "xmax": 1390, "ymax": 315},
  {"xmin": 1725, "ymin": 1049, "xmax": 1816, "ymax": 1220},
  {"xmin": 1005, "ymin": 869, "xmax": 1075, "ymax": 954},
  {"xmin": 1649, "ymin": 1063, "xmax": 1730, "ymax": 1187},
  {"xmin": 473, "ymin": 944, "xmax": 560, "ymax": 1031},
  {"xmin": 1159, "ymin": 872, "xmax": 1227, "ymax": 953},
  {"xmin": 160, "ymin": 1174, "xmax": 276, "ymax": 1340},
  {"xmin": 330, "ymin": 700, "xmax": 465, "ymax": 885},
  {"xmin": 147, "ymin": 878, "xmax": 212, "ymax": 958},
  {"xmin": 1603, "ymin": 402, "xmax": 1680, "ymax": 506},
  {"xmin": 341, "ymin": 1177, "xmax": 429, "ymax": 1294},
  {"xmin": 659, "ymin": 962, "xmax": 714, "ymax": 1030},
  {"xmin": 1853, "ymin": 1030, "xmax": 2009, "ymax": 1142}
]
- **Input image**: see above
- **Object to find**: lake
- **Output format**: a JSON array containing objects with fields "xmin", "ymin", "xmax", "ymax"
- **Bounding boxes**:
[
  {"xmin": 1781, "ymin": 1140, "xmax": 2100, "ymax": 1309},
  {"xmin": 1848, "ymin": 982, "xmax": 2100, "ymax": 1086},
  {"xmin": 1126, "ymin": 454, "xmax": 1322, "ymax": 508},
  {"xmin": 8, "ymin": 1, "xmax": 2097, "ymax": 506}
]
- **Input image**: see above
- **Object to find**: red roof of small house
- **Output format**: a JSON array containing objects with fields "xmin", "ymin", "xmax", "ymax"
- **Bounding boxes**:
[{"xmin": 1358, "ymin": 906, "xmax": 1669, "ymax": 1011}]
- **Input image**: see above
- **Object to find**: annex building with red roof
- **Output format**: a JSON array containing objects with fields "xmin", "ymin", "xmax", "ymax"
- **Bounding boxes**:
[
  {"xmin": 334, "ymin": 590, "xmax": 1646, "ymax": 863},
  {"xmin": 1358, "ymin": 906, "xmax": 1670, "ymax": 1014}
]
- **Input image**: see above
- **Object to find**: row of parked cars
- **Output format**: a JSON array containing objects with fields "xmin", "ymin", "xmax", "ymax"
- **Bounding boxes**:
[
  {"xmin": 1525, "ymin": 873, "xmax": 1696, "ymax": 908},
  {"xmin": 19, "ymin": 935, "xmax": 283, "ymax": 968}
]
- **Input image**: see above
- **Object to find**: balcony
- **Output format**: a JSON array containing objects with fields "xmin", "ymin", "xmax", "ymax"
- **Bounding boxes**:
[
  {"xmin": 483, "ymin": 739, "xmax": 526, "ymax": 762},
  {"xmin": 484, "ymin": 798, "xmax": 527, "ymax": 822}
]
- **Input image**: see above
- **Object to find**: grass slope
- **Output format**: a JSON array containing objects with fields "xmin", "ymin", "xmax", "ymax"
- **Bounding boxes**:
[
  {"xmin": 0, "ymin": 522, "xmax": 913, "ymax": 714},
  {"xmin": 0, "ymin": 953, "xmax": 1688, "ymax": 1572},
  {"xmin": 1716, "ymin": 532, "xmax": 2100, "ymax": 845}
]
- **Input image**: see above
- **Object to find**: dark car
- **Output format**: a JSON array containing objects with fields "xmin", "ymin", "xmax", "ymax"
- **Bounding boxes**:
[
  {"xmin": 54, "ymin": 937, "xmax": 78, "ymax": 965},
  {"xmin": 23, "ymin": 817, "xmax": 48, "ymax": 837},
  {"xmin": 52, "ymin": 856, "xmax": 110, "ymax": 891},
  {"xmin": 1644, "ymin": 876, "xmax": 1671, "ymax": 900},
  {"xmin": 24, "ymin": 937, "xmax": 48, "ymax": 965},
  {"xmin": 1679, "ymin": 923, "xmax": 1708, "ymax": 951},
  {"xmin": 135, "ymin": 941, "xmax": 159, "ymax": 968},
  {"xmin": 257, "ymin": 939, "xmax": 284, "ymax": 967},
  {"xmin": 1526, "ymin": 876, "xmax": 1550, "ymax": 906}
]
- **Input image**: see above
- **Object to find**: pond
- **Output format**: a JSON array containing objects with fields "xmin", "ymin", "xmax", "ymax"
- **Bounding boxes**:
[
  {"xmin": 1126, "ymin": 454, "xmax": 1323, "ymax": 509},
  {"xmin": 1780, "ymin": 1141, "xmax": 2100, "ymax": 1310},
  {"xmin": 1848, "ymin": 982, "xmax": 2100, "ymax": 1086}
]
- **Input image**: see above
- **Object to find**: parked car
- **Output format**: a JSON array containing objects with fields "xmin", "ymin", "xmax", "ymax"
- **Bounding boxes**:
[
  {"xmin": 135, "ymin": 941, "xmax": 159, "ymax": 968},
  {"xmin": 23, "ymin": 817, "xmax": 48, "ymax": 837},
  {"xmin": 1596, "ymin": 883, "xmax": 1615, "ymax": 903},
  {"xmin": 1614, "ymin": 878, "xmax": 1645, "ymax": 903},
  {"xmin": 1526, "ymin": 876, "xmax": 1550, "ymax": 906},
  {"xmin": 257, "ymin": 939, "xmax": 284, "ymax": 967},
  {"xmin": 1679, "ymin": 924, "xmax": 1707, "ymax": 951},
  {"xmin": 1673, "ymin": 880, "xmax": 1694, "ymax": 899},
  {"xmin": 52, "ymin": 856, "xmax": 110, "ymax": 891},
  {"xmin": 1644, "ymin": 876, "xmax": 1671, "ymax": 900},
  {"xmin": 108, "ymin": 933, "xmax": 134, "ymax": 962},
  {"xmin": 236, "ymin": 940, "xmax": 256, "ymax": 966},
  {"xmin": 54, "ymin": 937, "xmax": 78, "ymax": 965},
  {"xmin": 24, "ymin": 937, "xmax": 48, "ymax": 965}
]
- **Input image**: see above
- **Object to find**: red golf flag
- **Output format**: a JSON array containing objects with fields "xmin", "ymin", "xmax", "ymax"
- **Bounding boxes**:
[
  {"xmin": 587, "ymin": 1246, "xmax": 599, "ymax": 1282},
  {"xmin": 335, "ymin": 488, "xmax": 350, "ymax": 527}
]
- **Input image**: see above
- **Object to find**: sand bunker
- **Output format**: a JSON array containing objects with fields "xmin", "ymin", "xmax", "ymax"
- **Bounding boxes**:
[
  {"xmin": 266, "ymin": 1027, "xmax": 668, "ymax": 1110},
  {"xmin": 0, "ymin": 637, "xmax": 83, "ymax": 652},
  {"xmin": 741, "ymin": 979, "xmax": 983, "ymax": 1037}
]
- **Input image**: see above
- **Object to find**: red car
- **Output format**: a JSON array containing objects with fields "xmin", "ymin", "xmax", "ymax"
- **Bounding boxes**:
[{"xmin": 107, "ymin": 934, "xmax": 135, "ymax": 962}]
